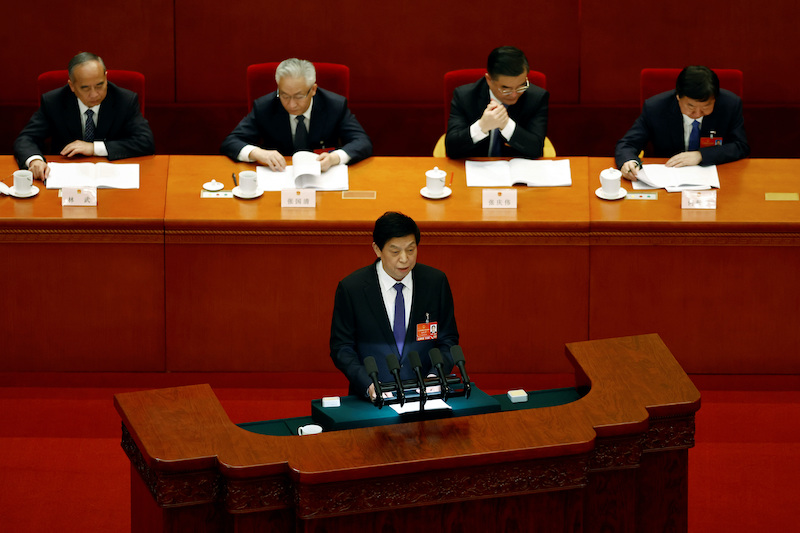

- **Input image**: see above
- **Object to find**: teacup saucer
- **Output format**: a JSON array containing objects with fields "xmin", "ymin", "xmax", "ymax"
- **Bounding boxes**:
[
  {"xmin": 10, "ymin": 185, "xmax": 40, "ymax": 199},
  {"xmin": 595, "ymin": 186, "xmax": 626, "ymax": 201},
  {"xmin": 203, "ymin": 179, "xmax": 224, "ymax": 192},
  {"xmin": 421, "ymin": 186, "xmax": 452, "ymax": 200},
  {"xmin": 233, "ymin": 186, "xmax": 263, "ymax": 199}
]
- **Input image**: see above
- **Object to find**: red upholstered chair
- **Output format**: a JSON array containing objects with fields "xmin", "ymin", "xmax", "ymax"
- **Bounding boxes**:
[
  {"xmin": 37, "ymin": 69, "xmax": 146, "ymax": 116},
  {"xmin": 436, "ymin": 68, "xmax": 552, "ymax": 157},
  {"xmin": 246, "ymin": 62, "xmax": 350, "ymax": 111},
  {"xmin": 640, "ymin": 68, "xmax": 743, "ymax": 107}
]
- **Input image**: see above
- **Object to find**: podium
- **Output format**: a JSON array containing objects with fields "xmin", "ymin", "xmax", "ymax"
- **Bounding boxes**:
[{"xmin": 115, "ymin": 334, "xmax": 700, "ymax": 532}]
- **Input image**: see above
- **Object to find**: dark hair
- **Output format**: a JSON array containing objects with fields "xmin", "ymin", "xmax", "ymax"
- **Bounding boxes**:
[
  {"xmin": 373, "ymin": 212, "xmax": 420, "ymax": 250},
  {"xmin": 68, "ymin": 52, "xmax": 106, "ymax": 80},
  {"xmin": 675, "ymin": 66, "xmax": 719, "ymax": 101},
  {"xmin": 487, "ymin": 46, "xmax": 529, "ymax": 79}
]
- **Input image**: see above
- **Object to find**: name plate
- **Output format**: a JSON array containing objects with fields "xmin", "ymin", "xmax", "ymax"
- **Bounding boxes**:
[
  {"xmin": 681, "ymin": 190, "xmax": 717, "ymax": 209},
  {"xmin": 200, "ymin": 190, "xmax": 234, "ymax": 198},
  {"xmin": 281, "ymin": 188, "xmax": 316, "ymax": 207},
  {"xmin": 482, "ymin": 188, "xmax": 517, "ymax": 209},
  {"xmin": 62, "ymin": 187, "xmax": 98, "ymax": 206}
]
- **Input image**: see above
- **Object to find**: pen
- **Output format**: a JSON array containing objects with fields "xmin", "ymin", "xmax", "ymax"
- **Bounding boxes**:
[
  {"xmin": 232, "ymin": 172, "xmax": 237, "ymax": 186},
  {"xmin": 448, "ymin": 172, "xmax": 454, "ymax": 187}
]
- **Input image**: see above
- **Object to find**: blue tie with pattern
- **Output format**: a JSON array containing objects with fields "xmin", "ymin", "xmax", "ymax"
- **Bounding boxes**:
[
  {"xmin": 393, "ymin": 282, "xmax": 406, "ymax": 356},
  {"xmin": 84, "ymin": 109, "xmax": 95, "ymax": 142},
  {"xmin": 688, "ymin": 120, "xmax": 700, "ymax": 151}
]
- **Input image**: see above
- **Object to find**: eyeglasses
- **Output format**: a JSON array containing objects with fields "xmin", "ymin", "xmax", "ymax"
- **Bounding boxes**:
[
  {"xmin": 498, "ymin": 78, "xmax": 530, "ymax": 96},
  {"xmin": 277, "ymin": 87, "xmax": 313, "ymax": 102}
]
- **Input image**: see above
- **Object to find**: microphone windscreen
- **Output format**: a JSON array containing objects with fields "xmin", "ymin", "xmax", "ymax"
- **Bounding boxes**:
[
  {"xmin": 386, "ymin": 353, "xmax": 400, "ymax": 372},
  {"xmin": 408, "ymin": 351, "xmax": 422, "ymax": 369},
  {"xmin": 364, "ymin": 356, "xmax": 378, "ymax": 375},
  {"xmin": 451, "ymin": 346, "xmax": 465, "ymax": 364},
  {"xmin": 429, "ymin": 348, "xmax": 444, "ymax": 366}
]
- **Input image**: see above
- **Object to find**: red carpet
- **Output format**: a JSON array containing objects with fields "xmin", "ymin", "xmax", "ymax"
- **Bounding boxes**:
[{"xmin": 1, "ymin": 379, "xmax": 797, "ymax": 532}]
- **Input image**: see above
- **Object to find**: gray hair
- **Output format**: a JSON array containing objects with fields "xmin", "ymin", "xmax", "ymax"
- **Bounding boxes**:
[
  {"xmin": 68, "ymin": 52, "xmax": 106, "ymax": 80},
  {"xmin": 275, "ymin": 58, "xmax": 316, "ymax": 86}
]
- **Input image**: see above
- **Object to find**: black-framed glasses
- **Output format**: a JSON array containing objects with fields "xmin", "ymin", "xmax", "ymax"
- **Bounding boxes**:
[{"xmin": 277, "ymin": 87, "xmax": 313, "ymax": 102}]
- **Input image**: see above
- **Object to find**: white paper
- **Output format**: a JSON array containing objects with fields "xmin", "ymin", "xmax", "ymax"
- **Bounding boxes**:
[
  {"xmin": 632, "ymin": 164, "xmax": 720, "ymax": 192},
  {"xmin": 389, "ymin": 399, "xmax": 452, "ymax": 414},
  {"xmin": 46, "ymin": 162, "xmax": 140, "ymax": 189},
  {"xmin": 257, "ymin": 151, "xmax": 349, "ymax": 191},
  {"xmin": 466, "ymin": 159, "xmax": 571, "ymax": 187}
]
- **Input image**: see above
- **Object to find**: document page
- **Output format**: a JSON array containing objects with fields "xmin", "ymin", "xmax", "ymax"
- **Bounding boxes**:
[
  {"xmin": 633, "ymin": 164, "xmax": 720, "ymax": 192},
  {"xmin": 466, "ymin": 159, "xmax": 571, "ymax": 187},
  {"xmin": 46, "ymin": 162, "xmax": 140, "ymax": 189},
  {"xmin": 257, "ymin": 151, "xmax": 349, "ymax": 191}
]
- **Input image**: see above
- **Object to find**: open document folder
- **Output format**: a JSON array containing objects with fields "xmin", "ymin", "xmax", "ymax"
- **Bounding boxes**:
[
  {"xmin": 45, "ymin": 162, "xmax": 140, "ymax": 189},
  {"xmin": 632, "ymin": 164, "xmax": 720, "ymax": 192},
  {"xmin": 256, "ymin": 151, "xmax": 349, "ymax": 191},
  {"xmin": 466, "ymin": 159, "xmax": 572, "ymax": 187}
]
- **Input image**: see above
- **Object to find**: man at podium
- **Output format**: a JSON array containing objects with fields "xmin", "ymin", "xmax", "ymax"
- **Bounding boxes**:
[{"xmin": 330, "ymin": 212, "xmax": 459, "ymax": 399}]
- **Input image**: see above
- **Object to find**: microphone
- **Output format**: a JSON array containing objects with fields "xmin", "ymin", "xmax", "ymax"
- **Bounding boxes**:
[
  {"xmin": 408, "ymin": 351, "xmax": 427, "ymax": 408},
  {"xmin": 451, "ymin": 345, "xmax": 471, "ymax": 399},
  {"xmin": 363, "ymin": 356, "xmax": 383, "ymax": 408},
  {"xmin": 428, "ymin": 348, "xmax": 450, "ymax": 401},
  {"xmin": 385, "ymin": 353, "xmax": 405, "ymax": 406}
]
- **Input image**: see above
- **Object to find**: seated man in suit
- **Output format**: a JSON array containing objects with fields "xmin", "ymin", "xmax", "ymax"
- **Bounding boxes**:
[
  {"xmin": 445, "ymin": 46, "xmax": 549, "ymax": 159},
  {"xmin": 14, "ymin": 52, "xmax": 155, "ymax": 181},
  {"xmin": 221, "ymin": 58, "xmax": 372, "ymax": 172},
  {"xmin": 616, "ymin": 65, "xmax": 750, "ymax": 181},
  {"xmin": 330, "ymin": 212, "xmax": 459, "ymax": 400}
]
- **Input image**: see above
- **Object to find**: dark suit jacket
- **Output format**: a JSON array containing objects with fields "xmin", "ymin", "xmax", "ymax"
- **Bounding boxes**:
[
  {"xmin": 445, "ymin": 77, "xmax": 549, "ymax": 159},
  {"xmin": 615, "ymin": 89, "xmax": 750, "ymax": 168},
  {"xmin": 14, "ymin": 82, "xmax": 155, "ymax": 168},
  {"xmin": 220, "ymin": 88, "xmax": 372, "ymax": 164},
  {"xmin": 330, "ymin": 262, "xmax": 459, "ymax": 397}
]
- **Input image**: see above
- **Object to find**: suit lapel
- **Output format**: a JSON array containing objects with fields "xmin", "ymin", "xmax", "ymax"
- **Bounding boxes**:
[
  {"xmin": 63, "ymin": 90, "xmax": 83, "ymax": 141},
  {"xmin": 363, "ymin": 267, "xmax": 398, "ymax": 352},
  {"xmin": 307, "ymin": 93, "xmax": 325, "ymax": 151},
  {"xmin": 668, "ymin": 98, "xmax": 686, "ymax": 153},
  {"xmin": 94, "ymin": 86, "xmax": 114, "ymax": 139}
]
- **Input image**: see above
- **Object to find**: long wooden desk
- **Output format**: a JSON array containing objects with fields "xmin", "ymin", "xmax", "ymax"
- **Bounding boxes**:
[
  {"xmin": 588, "ymin": 157, "xmax": 800, "ymax": 374},
  {"xmin": 164, "ymin": 156, "xmax": 590, "ymax": 374},
  {"xmin": 0, "ymin": 155, "xmax": 168, "ymax": 371},
  {"xmin": 115, "ymin": 334, "xmax": 700, "ymax": 533}
]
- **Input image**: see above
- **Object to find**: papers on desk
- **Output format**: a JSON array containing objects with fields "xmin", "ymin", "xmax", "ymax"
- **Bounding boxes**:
[
  {"xmin": 632, "ymin": 164, "xmax": 720, "ymax": 192},
  {"xmin": 45, "ymin": 162, "xmax": 140, "ymax": 189},
  {"xmin": 256, "ymin": 151, "xmax": 349, "ymax": 191},
  {"xmin": 466, "ymin": 158, "xmax": 572, "ymax": 187},
  {"xmin": 390, "ymin": 399, "xmax": 452, "ymax": 414}
]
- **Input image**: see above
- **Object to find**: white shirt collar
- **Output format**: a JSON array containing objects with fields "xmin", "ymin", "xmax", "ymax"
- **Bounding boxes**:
[
  {"xmin": 375, "ymin": 260, "xmax": 412, "ymax": 292},
  {"xmin": 77, "ymin": 98, "xmax": 101, "ymax": 116}
]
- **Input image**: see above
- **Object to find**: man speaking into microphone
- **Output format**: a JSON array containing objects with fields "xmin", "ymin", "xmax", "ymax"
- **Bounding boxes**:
[{"xmin": 329, "ymin": 212, "xmax": 460, "ymax": 400}]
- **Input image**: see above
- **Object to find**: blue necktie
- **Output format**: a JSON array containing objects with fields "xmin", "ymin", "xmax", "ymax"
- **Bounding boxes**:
[
  {"xmin": 84, "ymin": 109, "xmax": 95, "ymax": 142},
  {"xmin": 688, "ymin": 120, "xmax": 700, "ymax": 151},
  {"xmin": 489, "ymin": 128, "xmax": 502, "ymax": 156},
  {"xmin": 393, "ymin": 282, "xmax": 406, "ymax": 356},
  {"xmin": 294, "ymin": 115, "xmax": 308, "ymax": 150}
]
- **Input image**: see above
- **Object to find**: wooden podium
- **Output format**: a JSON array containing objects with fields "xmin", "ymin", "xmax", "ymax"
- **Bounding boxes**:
[{"xmin": 115, "ymin": 334, "xmax": 700, "ymax": 533}]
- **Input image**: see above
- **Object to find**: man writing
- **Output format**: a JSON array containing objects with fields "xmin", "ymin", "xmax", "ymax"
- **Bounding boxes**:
[
  {"xmin": 446, "ymin": 46, "xmax": 549, "ymax": 159},
  {"xmin": 616, "ymin": 65, "xmax": 750, "ymax": 180},
  {"xmin": 14, "ymin": 52, "xmax": 155, "ymax": 181},
  {"xmin": 221, "ymin": 58, "xmax": 372, "ymax": 172},
  {"xmin": 330, "ymin": 212, "xmax": 459, "ymax": 400}
]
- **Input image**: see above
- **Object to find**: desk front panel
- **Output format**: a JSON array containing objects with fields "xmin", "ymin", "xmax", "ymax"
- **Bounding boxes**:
[
  {"xmin": 0, "ymin": 156, "xmax": 167, "ymax": 371},
  {"xmin": 164, "ymin": 156, "xmax": 591, "ymax": 373},
  {"xmin": 588, "ymin": 158, "xmax": 800, "ymax": 373}
]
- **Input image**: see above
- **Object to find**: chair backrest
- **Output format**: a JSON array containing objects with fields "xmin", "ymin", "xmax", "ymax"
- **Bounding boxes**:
[
  {"xmin": 246, "ymin": 62, "xmax": 350, "ymax": 111},
  {"xmin": 443, "ymin": 68, "xmax": 547, "ymax": 129},
  {"xmin": 37, "ymin": 69, "xmax": 146, "ymax": 116},
  {"xmin": 640, "ymin": 68, "xmax": 743, "ymax": 107}
]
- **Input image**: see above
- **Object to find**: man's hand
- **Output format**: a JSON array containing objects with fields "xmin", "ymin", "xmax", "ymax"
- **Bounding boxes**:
[
  {"xmin": 666, "ymin": 151, "xmax": 702, "ymax": 167},
  {"xmin": 60, "ymin": 141, "xmax": 95, "ymax": 157},
  {"xmin": 28, "ymin": 160, "xmax": 50, "ymax": 181},
  {"xmin": 251, "ymin": 148, "xmax": 287, "ymax": 171},
  {"xmin": 478, "ymin": 101, "xmax": 509, "ymax": 133},
  {"xmin": 621, "ymin": 160, "xmax": 640, "ymax": 181},
  {"xmin": 367, "ymin": 383, "xmax": 376, "ymax": 401},
  {"xmin": 317, "ymin": 152, "xmax": 340, "ymax": 172}
]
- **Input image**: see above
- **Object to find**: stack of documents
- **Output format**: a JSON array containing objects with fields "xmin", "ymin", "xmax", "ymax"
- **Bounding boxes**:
[
  {"xmin": 256, "ymin": 151, "xmax": 349, "ymax": 191},
  {"xmin": 45, "ymin": 162, "xmax": 140, "ymax": 189},
  {"xmin": 633, "ymin": 164, "xmax": 720, "ymax": 192},
  {"xmin": 465, "ymin": 159, "xmax": 572, "ymax": 187}
]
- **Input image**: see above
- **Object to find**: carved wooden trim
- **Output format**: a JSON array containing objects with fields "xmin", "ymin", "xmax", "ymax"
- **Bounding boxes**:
[
  {"xmin": 121, "ymin": 424, "xmax": 221, "ymax": 508},
  {"xmin": 294, "ymin": 454, "xmax": 588, "ymax": 519},
  {"xmin": 588, "ymin": 435, "xmax": 643, "ymax": 472},
  {"xmin": 226, "ymin": 476, "xmax": 292, "ymax": 513},
  {"xmin": 591, "ymin": 231, "xmax": 800, "ymax": 247},
  {"xmin": 642, "ymin": 415, "xmax": 696, "ymax": 452},
  {"xmin": 0, "ymin": 228, "xmax": 162, "ymax": 244}
]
